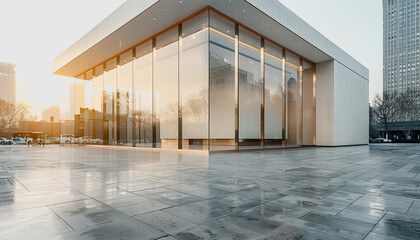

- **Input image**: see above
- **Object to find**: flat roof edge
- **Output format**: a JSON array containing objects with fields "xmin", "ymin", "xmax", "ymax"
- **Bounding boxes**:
[
  {"xmin": 245, "ymin": 0, "xmax": 369, "ymax": 79},
  {"xmin": 52, "ymin": 0, "xmax": 159, "ymax": 74},
  {"xmin": 53, "ymin": 0, "xmax": 369, "ymax": 80}
]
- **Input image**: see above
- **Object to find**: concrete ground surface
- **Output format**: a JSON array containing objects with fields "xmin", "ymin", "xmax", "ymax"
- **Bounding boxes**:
[{"xmin": 0, "ymin": 144, "xmax": 419, "ymax": 240}]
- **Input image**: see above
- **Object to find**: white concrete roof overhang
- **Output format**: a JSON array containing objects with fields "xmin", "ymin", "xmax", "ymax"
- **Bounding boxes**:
[{"xmin": 53, "ymin": 0, "xmax": 369, "ymax": 80}]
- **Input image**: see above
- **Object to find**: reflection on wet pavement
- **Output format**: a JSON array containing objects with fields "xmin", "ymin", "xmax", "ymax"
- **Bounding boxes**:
[{"xmin": 0, "ymin": 144, "xmax": 419, "ymax": 239}]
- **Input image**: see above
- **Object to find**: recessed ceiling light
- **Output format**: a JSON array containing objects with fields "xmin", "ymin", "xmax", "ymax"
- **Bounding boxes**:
[
  {"xmin": 179, "ymin": 1, "xmax": 182, "ymax": 4},
  {"xmin": 165, "ymin": 9, "xmax": 168, "ymax": 12},
  {"xmin": 153, "ymin": 17, "xmax": 156, "ymax": 21}
]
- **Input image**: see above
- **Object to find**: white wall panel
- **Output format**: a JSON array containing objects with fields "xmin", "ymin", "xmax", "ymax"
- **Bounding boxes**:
[
  {"xmin": 333, "ymin": 61, "xmax": 369, "ymax": 145},
  {"xmin": 316, "ymin": 60, "xmax": 369, "ymax": 146}
]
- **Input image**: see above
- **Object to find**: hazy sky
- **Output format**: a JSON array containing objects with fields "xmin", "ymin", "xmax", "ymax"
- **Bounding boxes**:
[
  {"xmin": 0, "ymin": 0, "xmax": 126, "ymax": 118},
  {"xmin": 279, "ymin": 0, "xmax": 383, "ymax": 102},
  {"xmin": 0, "ymin": 0, "xmax": 382, "ymax": 118}
]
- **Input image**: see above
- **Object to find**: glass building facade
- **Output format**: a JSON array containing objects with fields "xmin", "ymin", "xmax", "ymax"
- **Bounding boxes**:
[{"xmin": 70, "ymin": 9, "xmax": 315, "ymax": 151}]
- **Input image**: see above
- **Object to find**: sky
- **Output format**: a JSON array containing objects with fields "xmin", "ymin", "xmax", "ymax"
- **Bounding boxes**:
[
  {"xmin": 279, "ymin": 0, "xmax": 383, "ymax": 102},
  {"xmin": 0, "ymin": 0, "xmax": 126, "ymax": 119},
  {"xmin": 0, "ymin": 0, "xmax": 382, "ymax": 118}
]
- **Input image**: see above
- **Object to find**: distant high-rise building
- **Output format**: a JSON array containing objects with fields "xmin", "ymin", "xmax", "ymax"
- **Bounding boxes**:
[
  {"xmin": 383, "ymin": 0, "xmax": 420, "ymax": 93},
  {"xmin": 42, "ymin": 105, "xmax": 60, "ymax": 122},
  {"xmin": 0, "ymin": 62, "xmax": 16, "ymax": 105},
  {"xmin": 69, "ymin": 82, "xmax": 85, "ymax": 119}
]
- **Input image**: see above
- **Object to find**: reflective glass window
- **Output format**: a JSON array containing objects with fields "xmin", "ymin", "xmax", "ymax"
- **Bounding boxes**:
[
  {"xmin": 85, "ymin": 70, "xmax": 93, "ymax": 80},
  {"xmin": 104, "ymin": 58, "xmax": 117, "ymax": 145},
  {"xmin": 182, "ymin": 11, "xmax": 208, "ymax": 37},
  {"xmin": 239, "ymin": 27, "xmax": 261, "ymax": 142},
  {"xmin": 117, "ymin": 51, "xmax": 133, "ymax": 146},
  {"xmin": 302, "ymin": 61, "xmax": 315, "ymax": 146},
  {"xmin": 264, "ymin": 41, "xmax": 283, "ymax": 141},
  {"xmin": 136, "ymin": 41, "xmax": 153, "ymax": 58},
  {"xmin": 210, "ymin": 11, "xmax": 235, "ymax": 37},
  {"xmin": 285, "ymin": 51, "xmax": 302, "ymax": 146},
  {"xmin": 72, "ymin": 77, "xmax": 86, "ymax": 140},
  {"xmin": 209, "ymin": 16, "xmax": 235, "ymax": 150},
  {"xmin": 180, "ymin": 19, "xmax": 209, "ymax": 150},
  {"xmin": 286, "ymin": 51, "xmax": 300, "ymax": 67},
  {"xmin": 156, "ymin": 27, "xmax": 178, "ymax": 49},
  {"xmin": 134, "ymin": 41, "xmax": 153, "ymax": 147},
  {"xmin": 154, "ymin": 27, "xmax": 179, "ymax": 148},
  {"xmin": 91, "ymin": 65, "xmax": 104, "ymax": 143}
]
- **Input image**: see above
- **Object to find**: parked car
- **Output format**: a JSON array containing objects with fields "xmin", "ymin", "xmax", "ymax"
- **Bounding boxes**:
[
  {"xmin": 46, "ymin": 137, "xmax": 60, "ymax": 144},
  {"xmin": 75, "ymin": 136, "xmax": 103, "ymax": 145},
  {"xmin": 373, "ymin": 138, "xmax": 392, "ymax": 143},
  {"xmin": 369, "ymin": 138, "xmax": 374, "ymax": 143},
  {"xmin": 12, "ymin": 137, "xmax": 33, "ymax": 144},
  {"xmin": 12, "ymin": 132, "xmax": 46, "ymax": 144},
  {"xmin": 60, "ymin": 134, "xmax": 75, "ymax": 144},
  {"xmin": 0, "ymin": 137, "xmax": 15, "ymax": 145}
]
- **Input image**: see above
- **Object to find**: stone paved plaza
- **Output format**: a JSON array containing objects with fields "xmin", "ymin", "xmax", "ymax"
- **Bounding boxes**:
[{"xmin": 0, "ymin": 144, "xmax": 419, "ymax": 240}]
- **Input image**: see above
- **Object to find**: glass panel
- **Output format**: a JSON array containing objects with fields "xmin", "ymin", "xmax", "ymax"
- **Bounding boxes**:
[
  {"xmin": 265, "ymin": 41, "xmax": 283, "ymax": 59},
  {"xmin": 136, "ymin": 40, "xmax": 153, "ymax": 58},
  {"xmin": 286, "ymin": 51, "xmax": 300, "ymax": 67},
  {"xmin": 155, "ymin": 30, "xmax": 179, "ymax": 149},
  {"xmin": 120, "ymin": 50, "xmax": 132, "ymax": 65},
  {"xmin": 264, "ymin": 41, "xmax": 283, "ymax": 145},
  {"xmin": 85, "ymin": 78, "xmax": 92, "ymax": 110},
  {"xmin": 85, "ymin": 70, "xmax": 93, "ymax": 80},
  {"xmin": 91, "ymin": 66, "xmax": 104, "ymax": 144},
  {"xmin": 104, "ymin": 58, "xmax": 117, "ymax": 145},
  {"xmin": 239, "ymin": 27, "xmax": 261, "ymax": 147},
  {"xmin": 285, "ymin": 58, "xmax": 302, "ymax": 147},
  {"xmin": 210, "ymin": 11, "xmax": 235, "ymax": 37},
  {"xmin": 134, "ymin": 42, "xmax": 153, "ymax": 147},
  {"xmin": 95, "ymin": 65, "xmax": 104, "ymax": 76},
  {"xmin": 117, "ymin": 54, "xmax": 133, "ymax": 146},
  {"xmin": 182, "ymin": 11, "xmax": 208, "ymax": 37},
  {"xmin": 72, "ymin": 78, "xmax": 85, "ymax": 139},
  {"xmin": 84, "ymin": 79, "xmax": 93, "ymax": 138},
  {"xmin": 180, "ymin": 26, "xmax": 209, "ymax": 150},
  {"xmin": 156, "ymin": 27, "xmax": 178, "ymax": 49},
  {"xmin": 302, "ymin": 61, "xmax": 315, "ymax": 146},
  {"xmin": 106, "ymin": 58, "xmax": 117, "ymax": 70},
  {"xmin": 239, "ymin": 28, "xmax": 260, "ymax": 49},
  {"xmin": 209, "ymin": 27, "xmax": 235, "ymax": 151}
]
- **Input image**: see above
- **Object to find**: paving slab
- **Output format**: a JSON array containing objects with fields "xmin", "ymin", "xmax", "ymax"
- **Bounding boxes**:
[{"xmin": 0, "ymin": 144, "xmax": 419, "ymax": 239}]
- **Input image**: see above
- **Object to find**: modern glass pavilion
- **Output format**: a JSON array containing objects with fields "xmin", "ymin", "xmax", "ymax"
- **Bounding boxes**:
[{"xmin": 54, "ymin": 0, "xmax": 369, "ymax": 151}]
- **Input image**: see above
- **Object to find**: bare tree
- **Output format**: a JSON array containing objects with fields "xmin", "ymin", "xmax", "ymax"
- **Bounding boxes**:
[
  {"xmin": 182, "ymin": 88, "xmax": 208, "ymax": 126},
  {"xmin": 398, "ymin": 88, "xmax": 420, "ymax": 121},
  {"xmin": 0, "ymin": 99, "xmax": 29, "ymax": 136},
  {"xmin": 372, "ymin": 91, "xmax": 400, "ymax": 139}
]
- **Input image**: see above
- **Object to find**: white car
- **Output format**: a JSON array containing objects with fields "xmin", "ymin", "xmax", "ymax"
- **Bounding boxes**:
[
  {"xmin": 90, "ymin": 137, "xmax": 103, "ymax": 145},
  {"xmin": 373, "ymin": 138, "xmax": 392, "ymax": 143},
  {"xmin": 0, "ymin": 137, "xmax": 15, "ymax": 145},
  {"xmin": 60, "ymin": 134, "xmax": 75, "ymax": 144},
  {"xmin": 76, "ymin": 137, "xmax": 103, "ymax": 145}
]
